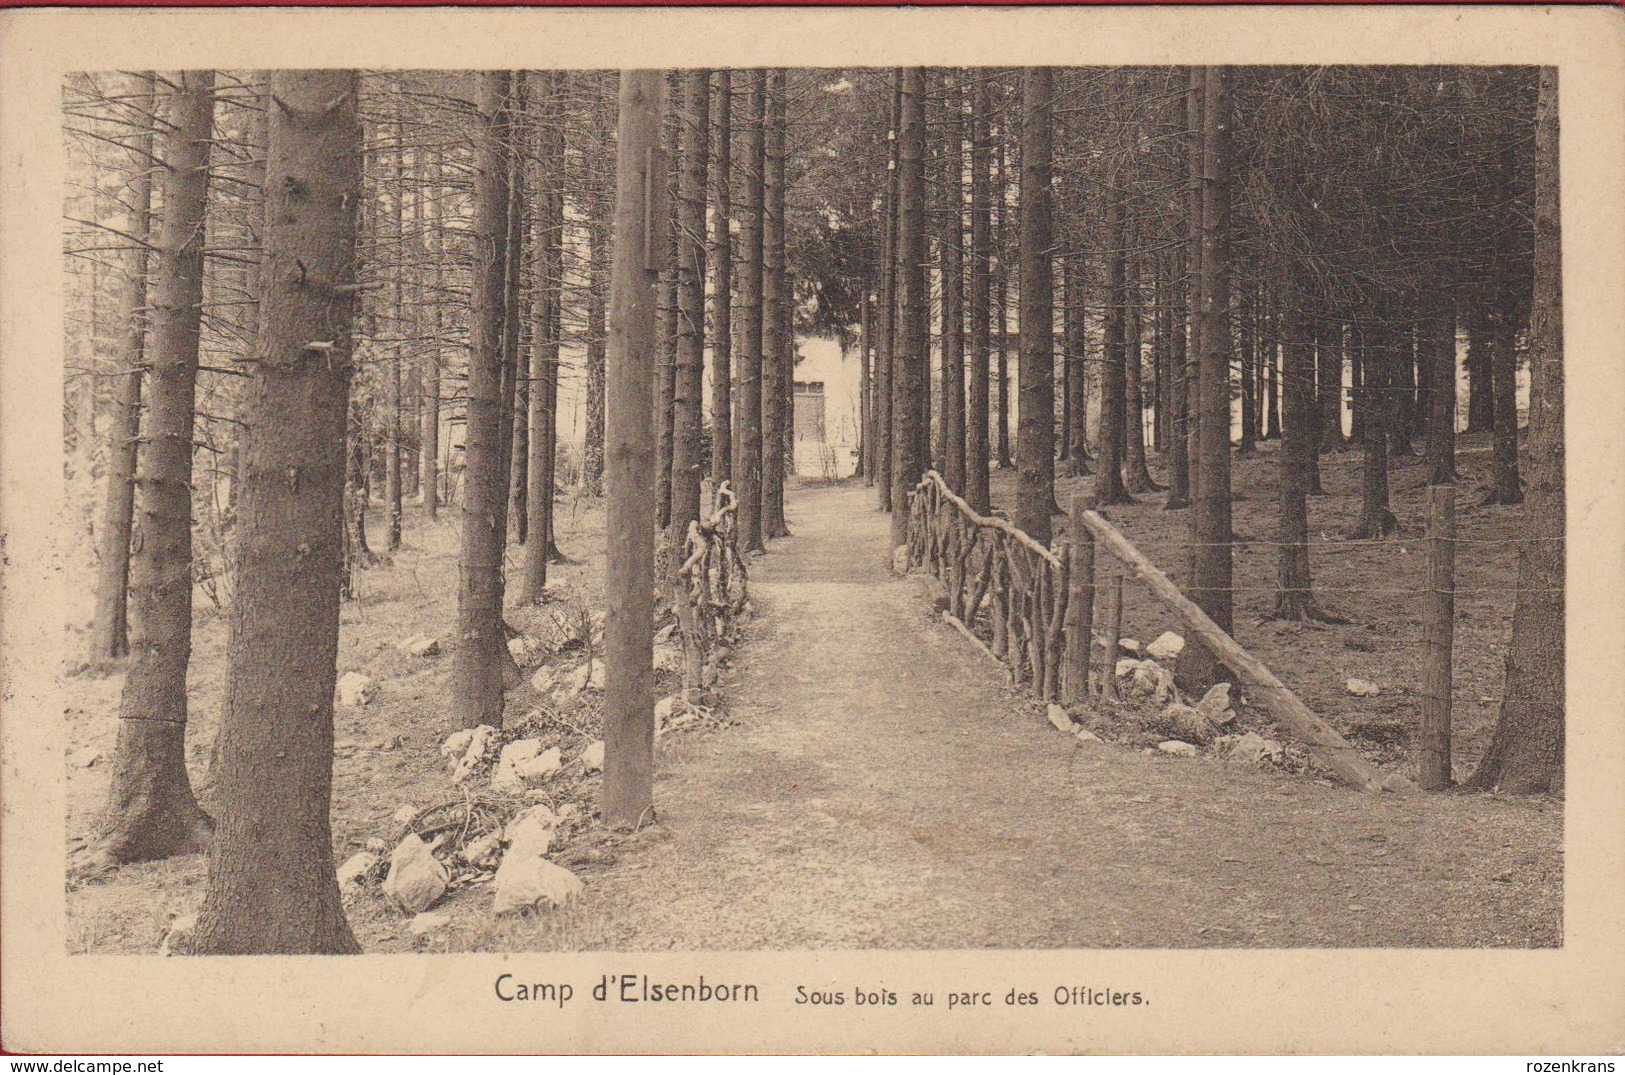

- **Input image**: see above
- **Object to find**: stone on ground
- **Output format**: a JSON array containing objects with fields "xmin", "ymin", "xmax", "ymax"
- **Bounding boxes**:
[
  {"xmin": 450, "ymin": 724, "xmax": 500, "ymax": 783},
  {"xmin": 336, "ymin": 671, "xmax": 376, "ymax": 707},
  {"xmin": 1346, "ymin": 677, "xmax": 1381, "ymax": 697},
  {"xmin": 158, "ymin": 912, "xmax": 196, "ymax": 957},
  {"xmin": 493, "ymin": 739, "xmax": 562, "ymax": 790},
  {"xmin": 1075, "ymin": 728, "xmax": 1102, "ymax": 743},
  {"xmin": 398, "ymin": 634, "xmax": 440, "ymax": 657},
  {"xmin": 580, "ymin": 740, "xmax": 605, "ymax": 773},
  {"xmin": 1157, "ymin": 702, "xmax": 1217, "ymax": 745},
  {"xmin": 1119, "ymin": 638, "xmax": 1141, "ymax": 655},
  {"xmin": 505, "ymin": 805, "xmax": 560, "ymax": 857},
  {"xmin": 1157, "ymin": 740, "xmax": 1199, "ymax": 757},
  {"xmin": 461, "ymin": 832, "xmax": 503, "ymax": 868},
  {"xmin": 892, "ymin": 544, "xmax": 910, "ymax": 576},
  {"xmin": 382, "ymin": 834, "xmax": 448, "ymax": 915},
  {"xmin": 336, "ymin": 851, "xmax": 378, "ymax": 889},
  {"xmin": 409, "ymin": 911, "xmax": 453, "ymax": 937},
  {"xmin": 1146, "ymin": 631, "xmax": 1185, "ymax": 662},
  {"xmin": 1046, "ymin": 703, "xmax": 1077, "ymax": 733},
  {"xmin": 440, "ymin": 729, "xmax": 474, "ymax": 758},
  {"xmin": 1225, "ymin": 731, "xmax": 1280, "ymax": 764},
  {"xmin": 391, "ymin": 804, "xmax": 419, "ymax": 825},
  {"xmin": 1194, "ymin": 682, "xmax": 1235, "ymax": 724},
  {"xmin": 493, "ymin": 855, "xmax": 582, "ymax": 916},
  {"xmin": 530, "ymin": 666, "xmax": 556, "ymax": 693}
]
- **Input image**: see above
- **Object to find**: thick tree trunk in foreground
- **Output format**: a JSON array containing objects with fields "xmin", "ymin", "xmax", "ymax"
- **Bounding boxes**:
[
  {"xmin": 194, "ymin": 70, "xmax": 364, "ymax": 955},
  {"xmin": 601, "ymin": 70, "xmax": 666, "ymax": 830},
  {"xmin": 710, "ymin": 70, "xmax": 733, "ymax": 488},
  {"xmin": 94, "ymin": 71, "xmax": 216, "ymax": 866},
  {"xmin": 1184, "ymin": 66, "xmax": 1235, "ymax": 691},
  {"xmin": 1468, "ymin": 67, "xmax": 1564, "ymax": 796},
  {"xmin": 889, "ymin": 67, "xmax": 928, "ymax": 553},
  {"xmin": 451, "ymin": 72, "xmax": 515, "ymax": 731},
  {"xmin": 88, "ymin": 71, "xmax": 156, "ymax": 664},
  {"xmin": 1013, "ymin": 67, "xmax": 1055, "ymax": 546},
  {"xmin": 735, "ymin": 70, "xmax": 766, "ymax": 551}
]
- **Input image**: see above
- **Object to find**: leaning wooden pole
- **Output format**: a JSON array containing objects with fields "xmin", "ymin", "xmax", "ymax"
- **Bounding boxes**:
[
  {"xmin": 1080, "ymin": 508, "xmax": 1412, "ymax": 794},
  {"xmin": 602, "ymin": 71, "xmax": 668, "ymax": 830}
]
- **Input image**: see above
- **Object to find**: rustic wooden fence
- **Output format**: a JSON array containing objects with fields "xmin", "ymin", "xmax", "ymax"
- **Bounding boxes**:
[
  {"xmin": 672, "ymin": 480, "xmax": 749, "ymax": 696},
  {"xmin": 907, "ymin": 470, "xmax": 1413, "ymax": 795}
]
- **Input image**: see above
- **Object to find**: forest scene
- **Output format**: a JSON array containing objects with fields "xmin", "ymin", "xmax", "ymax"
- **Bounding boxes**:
[{"xmin": 59, "ymin": 65, "xmax": 1563, "ymax": 955}]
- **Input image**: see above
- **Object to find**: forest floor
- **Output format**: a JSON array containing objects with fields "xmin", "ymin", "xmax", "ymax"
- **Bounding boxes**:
[{"xmin": 63, "ymin": 432, "xmax": 1560, "ymax": 952}]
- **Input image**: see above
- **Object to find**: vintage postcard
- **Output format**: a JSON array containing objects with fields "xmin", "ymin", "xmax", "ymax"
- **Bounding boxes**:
[{"xmin": 1, "ymin": 3, "xmax": 1622, "ymax": 1056}]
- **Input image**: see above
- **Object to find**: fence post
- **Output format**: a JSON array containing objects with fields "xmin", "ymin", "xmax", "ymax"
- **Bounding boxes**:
[
  {"xmin": 1100, "ymin": 571, "xmax": 1123, "ymax": 701},
  {"xmin": 1064, "ymin": 492, "xmax": 1095, "ymax": 703},
  {"xmin": 1419, "ymin": 483, "xmax": 1456, "ymax": 789}
]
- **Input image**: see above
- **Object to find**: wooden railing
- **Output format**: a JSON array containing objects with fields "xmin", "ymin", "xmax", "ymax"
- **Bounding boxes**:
[
  {"xmin": 672, "ymin": 480, "xmax": 748, "ymax": 696},
  {"xmin": 906, "ymin": 470, "xmax": 1413, "ymax": 795}
]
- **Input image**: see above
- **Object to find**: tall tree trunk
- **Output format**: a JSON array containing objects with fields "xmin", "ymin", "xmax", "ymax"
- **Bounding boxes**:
[
  {"xmin": 994, "ymin": 109, "xmax": 1012, "ymax": 472},
  {"xmin": 1164, "ymin": 243, "xmax": 1192, "ymax": 511},
  {"xmin": 601, "ymin": 70, "xmax": 667, "ymax": 830},
  {"xmin": 1389, "ymin": 301, "xmax": 1418, "ymax": 457},
  {"xmin": 889, "ymin": 67, "xmax": 928, "ymax": 553},
  {"xmin": 1274, "ymin": 288, "xmax": 1319, "ymax": 621},
  {"xmin": 451, "ymin": 72, "xmax": 515, "ymax": 731},
  {"xmin": 762, "ymin": 69, "xmax": 790, "ymax": 539},
  {"xmin": 193, "ymin": 70, "xmax": 363, "ymax": 954},
  {"xmin": 1184, "ymin": 66, "xmax": 1235, "ymax": 691},
  {"xmin": 876, "ymin": 75, "xmax": 901, "ymax": 514},
  {"xmin": 735, "ymin": 70, "xmax": 766, "ymax": 551},
  {"xmin": 655, "ymin": 90, "xmax": 680, "ymax": 532},
  {"xmin": 1122, "ymin": 243, "xmax": 1158, "ymax": 492},
  {"xmin": 1426, "ymin": 293, "xmax": 1458, "ymax": 485},
  {"xmin": 670, "ymin": 69, "xmax": 710, "ymax": 565},
  {"xmin": 1464, "ymin": 302, "xmax": 1494, "ymax": 434},
  {"xmin": 1095, "ymin": 177, "xmax": 1131, "ymax": 507},
  {"xmin": 1237, "ymin": 284, "xmax": 1256, "ymax": 456},
  {"xmin": 583, "ymin": 184, "xmax": 609, "ymax": 496},
  {"xmin": 1181, "ymin": 67, "xmax": 1205, "ymax": 518},
  {"xmin": 495, "ymin": 75, "xmax": 527, "ymax": 565},
  {"xmin": 384, "ymin": 91, "xmax": 405, "ymax": 552},
  {"xmin": 419, "ymin": 148, "xmax": 443, "ymax": 518},
  {"xmin": 966, "ymin": 79, "xmax": 992, "ymax": 513},
  {"xmin": 1316, "ymin": 313, "xmax": 1343, "ymax": 467},
  {"xmin": 89, "ymin": 71, "xmax": 156, "ymax": 664},
  {"xmin": 1484, "ymin": 155, "xmax": 1524, "ymax": 505},
  {"xmin": 92, "ymin": 71, "xmax": 216, "ymax": 866},
  {"xmin": 520, "ymin": 72, "xmax": 565, "ymax": 604},
  {"xmin": 1063, "ymin": 254, "xmax": 1089, "ymax": 477},
  {"xmin": 940, "ymin": 70, "xmax": 966, "ymax": 495},
  {"xmin": 1013, "ymin": 67, "xmax": 1055, "ymax": 544},
  {"xmin": 710, "ymin": 69, "xmax": 733, "ymax": 488},
  {"xmin": 1349, "ymin": 309, "xmax": 1398, "ymax": 538},
  {"xmin": 1468, "ymin": 67, "xmax": 1563, "ymax": 796}
]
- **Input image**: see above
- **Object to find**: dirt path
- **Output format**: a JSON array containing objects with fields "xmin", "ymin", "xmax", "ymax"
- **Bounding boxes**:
[{"xmin": 525, "ymin": 481, "xmax": 1559, "ymax": 950}]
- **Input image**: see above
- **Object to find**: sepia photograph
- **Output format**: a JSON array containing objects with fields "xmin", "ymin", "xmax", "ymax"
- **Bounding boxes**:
[{"xmin": 4, "ymin": 4, "xmax": 1623, "ymax": 1055}]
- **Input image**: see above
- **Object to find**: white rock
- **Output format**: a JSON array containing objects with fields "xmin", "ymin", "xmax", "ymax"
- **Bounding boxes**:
[
  {"xmin": 399, "ymin": 634, "xmax": 440, "ymax": 657},
  {"xmin": 653, "ymin": 643, "xmax": 684, "ymax": 674},
  {"xmin": 1146, "ymin": 631, "xmax": 1186, "ymax": 662},
  {"xmin": 494, "ymin": 739, "xmax": 561, "ymax": 790},
  {"xmin": 493, "ymin": 855, "xmax": 582, "ymax": 916},
  {"xmin": 451, "ymin": 724, "xmax": 499, "ymax": 784},
  {"xmin": 530, "ymin": 666, "xmax": 556, "ymax": 693},
  {"xmin": 892, "ymin": 545, "xmax": 911, "ymax": 576},
  {"xmin": 1075, "ymin": 728, "xmax": 1102, "ymax": 743},
  {"xmin": 519, "ymin": 746, "xmax": 562, "ymax": 784},
  {"xmin": 158, "ymin": 912, "xmax": 196, "ymax": 957},
  {"xmin": 557, "ymin": 803, "xmax": 580, "ymax": 820},
  {"xmin": 1115, "ymin": 658, "xmax": 1141, "ymax": 679},
  {"xmin": 655, "ymin": 695, "xmax": 678, "ymax": 727},
  {"xmin": 1119, "ymin": 638, "xmax": 1141, "ymax": 655},
  {"xmin": 391, "ymin": 804, "xmax": 419, "ymax": 825},
  {"xmin": 1160, "ymin": 703, "xmax": 1216, "ymax": 745},
  {"xmin": 409, "ymin": 911, "xmax": 452, "ymax": 937},
  {"xmin": 580, "ymin": 740, "xmax": 605, "ymax": 773},
  {"xmin": 654, "ymin": 623, "xmax": 678, "ymax": 646},
  {"xmin": 1194, "ymin": 682, "xmax": 1235, "ymax": 724},
  {"xmin": 364, "ymin": 837, "xmax": 388, "ymax": 854},
  {"xmin": 507, "ymin": 637, "xmax": 529, "ymax": 660},
  {"xmin": 505, "ymin": 805, "xmax": 560, "ymax": 857},
  {"xmin": 440, "ymin": 729, "xmax": 474, "ymax": 758},
  {"xmin": 1346, "ymin": 677, "xmax": 1381, "ymax": 697},
  {"xmin": 382, "ymin": 834, "xmax": 448, "ymax": 915},
  {"xmin": 567, "ymin": 660, "xmax": 605, "ymax": 694},
  {"xmin": 1157, "ymin": 740, "xmax": 1199, "ymax": 758},
  {"xmin": 1046, "ymin": 703, "xmax": 1077, "ymax": 733},
  {"xmin": 1226, "ymin": 731, "xmax": 1280, "ymax": 764},
  {"xmin": 336, "ymin": 671, "xmax": 376, "ymax": 707},
  {"xmin": 461, "ymin": 833, "xmax": 503, "ymax": 868},
  {"xmin": 1129, "ymin": 659, "xmax": 1174, "ymax": 701},
  {"xmin": 336, "ymin": 851, "xmax": 378, "ymax": 889}
]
